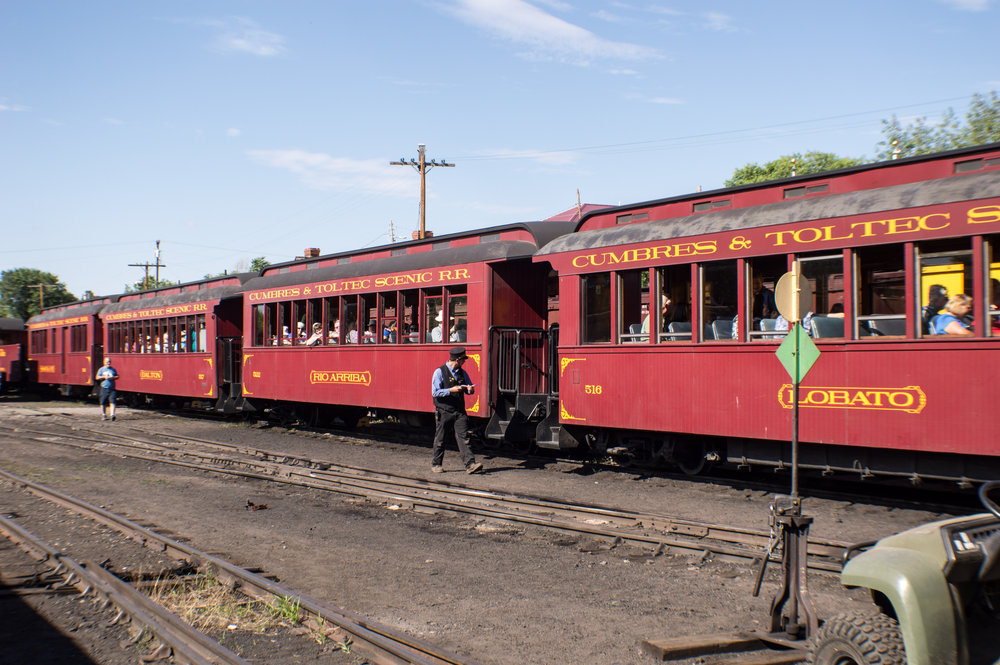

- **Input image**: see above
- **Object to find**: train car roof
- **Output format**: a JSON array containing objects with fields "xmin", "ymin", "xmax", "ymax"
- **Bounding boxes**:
[
  {"xmin": 102, "ymin": 283, "xmax": 247, "ymax": 315},
  {"xmin": 575, "ymin": 141, "xmax": 1000, "ymax": 228},
  {"xmin": 248, "ymin": 222, "xmax": 575, "ymax": 291},
  {"xmin": 0, "ymin": 318, "xmax": 25, "ymax": 331},
  {"xmin": 536, "ymin": 168, "xmax": 1000, "ymax": 256},
  {"xmin": 27, "ymin": 299, "xmax": 117, "ymax": 324},
  {"xmin": 261, "ymin": 221, "xmax": 575, "ymax": 274}
]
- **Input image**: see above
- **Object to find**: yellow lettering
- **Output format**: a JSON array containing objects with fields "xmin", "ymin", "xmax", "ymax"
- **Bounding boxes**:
[
  {"xmin": 889, "ymin": 392, "xmax": 914, "ymax": 408},
  {"xmin": 793, "ymin": 227, "xmax": 824, "ymax": 244},
  {"xmin": 651, "ymin": 245, "xmax": 675, "ymax": 260},
  {"xmin": 886, "ymin": 217, "xmax": 918, "ymax": 234},
  {"xmin": 765, "ymin": 230, "xmax": 792, "ymax": 247},
  {"xmin": 822, "ymin": 225, "xmax": 854, "ymax": 242},
  {"xmin": 850, "ymin": 220, "xmax": 885, "ymax": 237},
  {"xmin": 919, "ymin": 212, "xmax": 950, "ymax": 230},
  {"xmin": 967, "ymin": 205, "xmax": 1000, "ymax": 225}
]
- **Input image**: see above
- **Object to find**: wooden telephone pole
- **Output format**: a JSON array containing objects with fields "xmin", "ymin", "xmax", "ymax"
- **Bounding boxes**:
[
  {"xmin": 390, "ymin": 145, "xmax": 454, "ymax": 239},
  {"xmin": 129, "ymin": 240, "xmax": 167, "ymax": 290},
  {"xmin": 27, "ymin": 283, "xmax": 60, "ymax": 309}
]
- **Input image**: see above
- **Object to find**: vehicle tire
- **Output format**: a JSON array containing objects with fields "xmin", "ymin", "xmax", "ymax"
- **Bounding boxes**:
[{"xmin": 807, "ymin": 610, "xmax": 905, "ymax": 665}]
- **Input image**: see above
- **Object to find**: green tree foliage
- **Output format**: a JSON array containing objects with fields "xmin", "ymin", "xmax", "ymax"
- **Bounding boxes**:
[
  {"xmin": 725, "ymin": 152, "xmax": 865, "ymax": 187},
  {"xmin": 875, "ymin": 91, "xmax": 1000, "ymax": 160},
  {"xmin": 0, "ymin": 268, "xmax": 77, "ymax": 319},
  {"xmin": 124, "ymin": 276, "xmax": 178, "ymax": 293},
  {"xmin": 250, "ymin": 256, "xmax": 271, "ymax": 272}
]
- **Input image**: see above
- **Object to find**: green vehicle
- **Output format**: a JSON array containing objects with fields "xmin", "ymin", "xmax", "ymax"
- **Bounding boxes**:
[{"xmin": 808, "ymin": 481, "xmax": 1000, "ymax": 665}]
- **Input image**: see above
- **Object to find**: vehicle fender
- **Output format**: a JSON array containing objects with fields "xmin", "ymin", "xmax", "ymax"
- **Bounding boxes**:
[{"xmin": 841, "ymin": 546, "xmax": 958, "ymax": 665}]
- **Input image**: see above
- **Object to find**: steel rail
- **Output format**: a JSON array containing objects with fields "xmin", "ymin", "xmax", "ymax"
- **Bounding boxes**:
[
  {"xmin": 1, "ymin": 422, "xmax": 849, "ymax": 571},
  {"xmin": 0, "ymin": 511, "xmax": 251, "ymax": 665},
  {"xmin": 0, "ymin": 466, "xmax": 485, "ymax": 665}
]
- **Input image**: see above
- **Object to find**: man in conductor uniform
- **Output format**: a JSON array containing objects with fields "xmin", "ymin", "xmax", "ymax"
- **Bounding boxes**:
[{"xmin": 430, "ymin": 347, "xmax": 483, "ymax": 474}]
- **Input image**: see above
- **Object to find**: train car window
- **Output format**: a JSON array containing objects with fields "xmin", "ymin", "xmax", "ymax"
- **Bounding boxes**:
[
  {"xmin": 748, "ymin": 258, "xmax": 784, "ymax": 340},
  {"xmin": 400, "ymin": 290, "xmax": 419, "ymax": 344},
  {"xmin": 797, "ymin": 254, "xmax": 845, "ymax": 338},
  {"xmin": 581, "ymin": 273, "xmax": 611, "ymax": 344},
  {"xmin": 360, "ymin": 295, "xmax": 377, "ymax": 344},
  {"xmin": 425, "ymin": 292, "xmax": 444, "ymax": 343},
  {"xmin": 989, "ymin": 237, "xmax": 1000, "ymax": 336},
  {"xmin": 917, "ymin": 241, "xmax": 973, "ymax": 338},
  {"xmin": 618, "ymin": 269, "xmax": 649, "ymax": 343},
  {"xmin": 197, "ymin": 315, "xmax": 207, "ymax": 352},
  {"xmin": 305, "ymin": 298, "xmax": 323, "ymax": 346},
  {"xmin": 276, "ymin": 301, "xmax": 292, "ymax": 345},
  {"xmin": 290, "ymin": 300, "xmax": 305, "ymax": 345},
  {"xmin": 447, "ymin": 291, "xmax": 467, "ymax": 343},
  {"xmin": 252, "ymin": 305, "xmax": 264, "ymax": 347},
  {"xmin": 343, "ymin": 297, "xmax": 359, "ymax": 344},
  {"xmin": 702, "ymin": 261, "xmax": 738, "ymax": 341},
  {"xmin": 855, "ymin": 248, "xmax": 904, "ymax": 338},
  {"xmin": 656, "ymin": 265, "xmax": 692, "ymax": 342},
  {"xmin": 380, "ymin": 292, "xmax": 398, "ymax": 344},
  {"xmin": 324, "ymin": 297, "xmax": 340, "ymax": 344}
]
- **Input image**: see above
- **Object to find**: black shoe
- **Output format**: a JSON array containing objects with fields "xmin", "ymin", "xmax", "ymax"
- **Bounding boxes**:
[{"xmin": 465, "ymin": 461, "xmax": 483, "ymax": 474}]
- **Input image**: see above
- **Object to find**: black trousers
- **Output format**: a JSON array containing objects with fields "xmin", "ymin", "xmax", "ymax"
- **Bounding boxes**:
[{"xmin": 431, "ymin": 409, "xmax": 474, "ymax": 467}]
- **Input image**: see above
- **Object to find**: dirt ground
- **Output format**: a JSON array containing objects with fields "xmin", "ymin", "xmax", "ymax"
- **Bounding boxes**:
[{"xmin": 0, "ymin": 399, "xmax": 955, "ymax": 665}]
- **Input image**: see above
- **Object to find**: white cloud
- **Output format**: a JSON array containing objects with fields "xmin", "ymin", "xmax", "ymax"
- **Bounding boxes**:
[
  {"xmin": 703, "ymin": 12, "xmax": 739, "ymax": 32},
  {"xmin": 211, "ymin": 17, "xmax": 285, "ymax": 56},
  {"xmin": 104, "ymin": 117, "xmax": 124, "ymax": 125},
  {"xmin": 227, "ymin": 128, "xmax": 242, "ymax": 137},
  {"xmin": 0, "ymin": 102, "xmax": 29, "ymax": 112},
  {"xmin": 940, "ymin": 0, "xmax": 991, "ymax": 9},
  {"xmin": 444, "ymin": 0, "xmax": 661, "ymax": 64},
  {"xmin": 246, "ymin": 149, "xmax": 414, "ymax": 195}
]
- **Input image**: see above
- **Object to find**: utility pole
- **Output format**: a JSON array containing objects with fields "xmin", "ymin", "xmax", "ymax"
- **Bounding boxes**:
[
  {"xmin": 390, "ymin": 144, "xmax": 454, "ymax": 239},
  {"xmin": 28, "ymin": 283, "xmax": 60, "ymax": 309},
  {"xmin": 129, "ymin": 240, "xmax": 167, "ymax": 290}
]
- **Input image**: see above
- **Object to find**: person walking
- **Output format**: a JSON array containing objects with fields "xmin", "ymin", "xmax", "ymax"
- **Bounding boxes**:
[
  {"xmin": 95, "ymin": 357, "xmax": 118, "ymax": 421},
  {"xmin": 430, "ymin": 346, "xmax": 483, "ymax": 474}
]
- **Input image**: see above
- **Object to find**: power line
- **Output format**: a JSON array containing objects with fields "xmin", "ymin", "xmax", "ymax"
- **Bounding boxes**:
[{"xmin": 391, "ymin": 144, "xmax": 455, "ymax": 239}]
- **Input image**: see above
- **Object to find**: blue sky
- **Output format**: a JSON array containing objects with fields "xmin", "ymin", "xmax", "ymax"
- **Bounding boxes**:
[{"xmin": 2, "ymin": 0, "xmax": 999, "ymax": 298}]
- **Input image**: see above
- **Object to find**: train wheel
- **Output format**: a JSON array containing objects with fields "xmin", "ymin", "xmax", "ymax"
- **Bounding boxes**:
[{"xmin": 674, "ymin": 440, "xmax": 709, "ymax": 476}]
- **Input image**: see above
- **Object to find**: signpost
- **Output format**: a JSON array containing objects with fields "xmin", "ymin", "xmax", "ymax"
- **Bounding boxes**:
[{"xmin": 755, "ymin": 261, "xmax": 820, "ymax": 639}]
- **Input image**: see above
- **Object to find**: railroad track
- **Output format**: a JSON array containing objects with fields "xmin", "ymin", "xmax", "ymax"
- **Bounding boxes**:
[
  {"xmin": 0, "ymin": 421, "xmax": 851, "ymax": 573},
  {"xmin": 0, "ymin": 465, "xmax": 488, "ymax": 665}
]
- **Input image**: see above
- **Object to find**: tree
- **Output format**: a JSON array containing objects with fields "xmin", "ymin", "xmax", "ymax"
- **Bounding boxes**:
[
  {"xmin": 725, "ymin": 151, "xmax": 864, "ymax": 187},
  {"xmin": 0, "ymin": 268, "xmax": 77, "ymax": 319},
  {"xmin": 250, "ymin": 256, "xmax": 271, "ymax": 272},
  {"xmin": 124, "ymin": 277, "xmax": 178, "ymax": 293},
  {"xmin": 875, "ymin": 91, "xmax": 1000, "ymax": 160}
]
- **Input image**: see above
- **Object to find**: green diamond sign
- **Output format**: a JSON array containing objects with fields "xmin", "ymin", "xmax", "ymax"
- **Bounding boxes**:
[{"xmin": 776, "ymin": 322, "xmax": 820, "ymax": 384}]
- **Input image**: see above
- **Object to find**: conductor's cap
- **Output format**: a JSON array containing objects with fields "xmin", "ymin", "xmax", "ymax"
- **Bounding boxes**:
[{"xmin": 449, "ymin": 346, "xmax": 467, "ymax": 360}]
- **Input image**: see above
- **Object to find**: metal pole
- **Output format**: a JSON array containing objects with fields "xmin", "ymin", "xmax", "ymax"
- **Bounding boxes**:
[{"xmin": 418, "ymin": 145, "xmax": 427, "ymax": 240}]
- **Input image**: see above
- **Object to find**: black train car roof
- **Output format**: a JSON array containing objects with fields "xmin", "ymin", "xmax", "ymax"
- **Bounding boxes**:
[
  {"xmin": 245, "ymin": 221, "xmax": 575, "ymax": 291},
  {"xmin": 0, "ymin": 318, "xmax": 25, "ymax": 331},
  {"xmin": 101, "ymin": 283, "xmax": 250, "ymax": 315},
  {"xmin": 537, "ymin": 169, "xmax": 1000, "ymax": 256},
  {"xmin": 28, "ymin": 301, "xmax": 114, "ymax": 324}
]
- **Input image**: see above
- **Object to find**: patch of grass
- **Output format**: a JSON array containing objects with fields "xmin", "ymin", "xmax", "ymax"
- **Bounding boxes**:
[
  {"xmin": 271, "ymin": 595, "xmax": 301, "ymax": 623},
  {"xmin": 144, "ymin": 571, "xmax": 350, "ymax": 651}
]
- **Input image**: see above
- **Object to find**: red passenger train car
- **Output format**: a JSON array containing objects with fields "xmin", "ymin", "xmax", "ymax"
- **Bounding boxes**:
[
  {"xmin": 99, "ymin": 275, "xmax": 250, "ymax": 407},
  {"xmin": 527, "ymin": 143, "xmax": 1000, "ymax": 483},
  {"xmin": 238, "ymin": 222, "xmax": 573, "ymax": 425},
  {"xmin": 0, "ymin": 318, "xmax": 27, "ymax": 392},
  {"xmin": 27, "ymin": 298, "xmax": 118, "ymax": 397}
]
